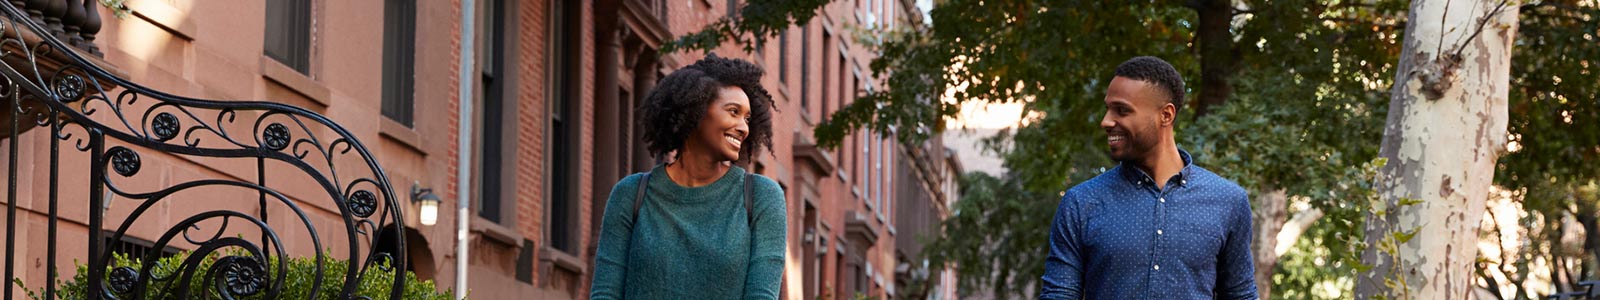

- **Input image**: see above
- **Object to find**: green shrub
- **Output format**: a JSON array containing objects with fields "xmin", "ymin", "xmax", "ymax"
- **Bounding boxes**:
[{"xmin": 15, "ymin": 251, "xmax": 453, "ymax": 300}]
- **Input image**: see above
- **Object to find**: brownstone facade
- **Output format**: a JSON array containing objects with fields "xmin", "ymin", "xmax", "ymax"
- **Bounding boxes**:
[{"xmin": 0, "ymin": 1, "xmax": 959, "ymax": 299}]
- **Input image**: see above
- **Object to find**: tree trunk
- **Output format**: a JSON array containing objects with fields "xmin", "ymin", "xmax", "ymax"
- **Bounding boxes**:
[
  {"xmin": 1355, "ymin": 0, "xmax": 1517, "ymax": 298},
  {"xmin": 1191, "ymin": 0, "xmax": 1235, "ymax": 117},
  {"xmin": 1251, "ymin": 189, "xmax": 1288, "ymax": 299}
]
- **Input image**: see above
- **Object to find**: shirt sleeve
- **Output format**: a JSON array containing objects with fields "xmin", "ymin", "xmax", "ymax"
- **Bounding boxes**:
[
  {"xmin": 589, "ymin": 174, "xmax": 643, "ymax": 300},
  {"xmin": 743, "ymin": 176, "xmax": 787, "ymax": 299},
  {"xmin": 1215, "ymin": 189, "xmax": 1259, "ymax": 300},
  {"xmin": 1039, "ymin": 191, "xmax": 1085, "ymax": 300}
]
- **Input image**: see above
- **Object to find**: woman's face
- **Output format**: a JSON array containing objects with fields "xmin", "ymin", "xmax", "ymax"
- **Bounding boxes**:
[{"xmin": 691, "ymin": 85, "xmax": 751, "ymax": 162}]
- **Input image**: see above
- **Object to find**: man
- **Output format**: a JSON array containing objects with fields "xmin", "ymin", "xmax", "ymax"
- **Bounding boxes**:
[{"xmin": 1039, "ymin": 56, "xmax": 1257, "ymax": 299}]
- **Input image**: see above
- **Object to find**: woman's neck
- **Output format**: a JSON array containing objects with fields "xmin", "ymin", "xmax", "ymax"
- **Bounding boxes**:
[{"xmin": 665, "ymin": 148, "xmax": 731, "ymax": 188}]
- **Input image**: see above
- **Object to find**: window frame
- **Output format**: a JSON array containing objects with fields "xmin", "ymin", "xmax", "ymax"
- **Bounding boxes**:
[{"xmin": 381, "ymin": 0, "xmax": 418, "ymax": 126}]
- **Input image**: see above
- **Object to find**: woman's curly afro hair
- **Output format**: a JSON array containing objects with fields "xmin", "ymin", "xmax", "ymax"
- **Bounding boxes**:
[{"xmin": 639, "ymin": 53, "xmax": 775, "ymax": 164}]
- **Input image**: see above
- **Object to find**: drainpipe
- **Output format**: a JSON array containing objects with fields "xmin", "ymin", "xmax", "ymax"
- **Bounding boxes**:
[{"xmin": 455, "ymin": 0, "xmax": 475, "ymax": 299}]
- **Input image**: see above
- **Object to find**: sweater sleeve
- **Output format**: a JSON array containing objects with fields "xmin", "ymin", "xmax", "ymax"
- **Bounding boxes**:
[
  {"xmin": 743, "ymin": 175, "xmax": 787, "ymax": 299},
  {"xmin": 590, "ymin": 174, "xmax": 644, "ymax": 300}
]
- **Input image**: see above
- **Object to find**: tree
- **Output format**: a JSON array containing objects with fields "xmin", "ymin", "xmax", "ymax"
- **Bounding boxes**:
[
  {"xmin": 668, "ymin": 0, "xmax": 1599, "ymax": 299},
  {"xmin": 1479, "ymin": 1, "xmax": 1600, "ymax": 298},
  {"xmin": 668, "ymin": 1, "xmax": 1407, "ymax": 298},
  {"xmin": 1353, "ymin": 0, "xmax": 1518, "ymax": 298}
]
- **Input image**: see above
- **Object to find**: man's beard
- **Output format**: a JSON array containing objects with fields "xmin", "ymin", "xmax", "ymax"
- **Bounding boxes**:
[{"xmin": 1109, "ymin": 127, "xmax": 1158, "ymax": 163}]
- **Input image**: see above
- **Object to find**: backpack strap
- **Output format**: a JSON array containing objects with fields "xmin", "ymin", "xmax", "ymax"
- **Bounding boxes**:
[
  {"xmin": 632, "ymin": 173, "xmax": 651, "ymax": 224},
  {"xmin": 744, "ymin": 173, "xmax": 756, "ymax": 227}
]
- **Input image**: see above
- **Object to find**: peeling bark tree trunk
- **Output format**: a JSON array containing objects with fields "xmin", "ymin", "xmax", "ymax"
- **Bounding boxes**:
[
  {"xmin": 1252, "ymin": 189, "xmax": 1288, "ymax": 299},
  {"xmin": 1355, "ymin": 0, "xmax": 1517, "ymax": 298}
]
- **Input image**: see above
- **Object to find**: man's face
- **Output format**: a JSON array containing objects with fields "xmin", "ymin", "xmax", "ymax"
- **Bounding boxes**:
[{"xmin": 1100, "ymin": 76, "xmax": 1173, "ymax": 162}]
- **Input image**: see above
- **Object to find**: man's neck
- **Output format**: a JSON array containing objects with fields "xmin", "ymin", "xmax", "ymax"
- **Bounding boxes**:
[
  {"xmin": 666, "ymin": 146, "xmax": 731, "ymax": 188},
  {"xmin": 1133, "ymin": 142, "xmax": 1183, "ymax": 190}
]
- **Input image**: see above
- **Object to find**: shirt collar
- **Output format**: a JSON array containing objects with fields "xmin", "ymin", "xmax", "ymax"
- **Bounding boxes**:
[{"xmin": 1117, "ymin": 148, "xmax": 1195, "ymax": 188}]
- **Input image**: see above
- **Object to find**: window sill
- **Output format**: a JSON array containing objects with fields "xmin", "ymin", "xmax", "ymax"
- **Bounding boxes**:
[
  {"xmin": 260, "ymin": 56, "xmax": 331, "ymax": 107},
  {"xmin": 777, "ymin": 84, "xmax": 792, "ymax": 103},
  {"xmin": 540, "ymin": 246, "xmax": 587, "ymax": 275},
  {"xmin": 379, "ymin": 117, "xmax": 425, "ymax": 155},
  {"xmin": 469, "ymin": 217, "xmax": 524, "ymax": 247}
]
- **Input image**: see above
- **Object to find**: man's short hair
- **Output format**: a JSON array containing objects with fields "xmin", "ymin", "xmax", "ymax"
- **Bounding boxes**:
[{"xmin": 1114, "ymin": 56, "xmax": 1185, "ymax": 113}]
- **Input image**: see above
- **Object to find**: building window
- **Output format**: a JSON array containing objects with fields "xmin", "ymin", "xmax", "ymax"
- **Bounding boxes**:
[
  {"xmin": 779, "ymin": 29, "xmax": 788, "ymax": 84},
  {"xmin": 833, "ymin": 53, "xmax": 847, "ymax": 122},
  {"xmin": 476, "ymin": 0, "xmax": 509, "ymax": 223},
  {"xmin": 104, "ymin": 232, "xmax": 181, "ymax": 259},
  {"xmin": 800, "ymin": 23, "xmax": 811, "ymax": 117},
  {"xmin": 549, "ymin": 0, "xmax": 582, "ymax": 253},
  {"xmin": 820, "ymin": 31, "xmax": 831, "ymax": 122},
  {"xmin": 884, "ymin": 0, "xmax": 895, "ymax": 30},
  {"xmin": 652, "ymin": 0, "xmax": 669, "ymax": 32},
  {"xmin": 264, "ymin": 0, "xmax": 311, "ymax": 74},
  {"xmin": 853, "ymin": 70, "xmax": 866, "ymax": 181},
  {"xmin": 859, "ymin": 131, "xmax": 869, "ymax": 195},
  {"xmin": 877, "ymin": 137, "xmax": 886, "ymax": 216},
  {"xmin": 381, "ymin": 0, "xmax": 417, "ymax": 126},
  {"xmin": 873, "ymin": 136, "xmax": 881, "ymax": 209}
]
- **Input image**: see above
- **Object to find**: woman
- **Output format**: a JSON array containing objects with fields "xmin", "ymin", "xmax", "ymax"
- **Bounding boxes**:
[{"xmin": 590, "ymin": 54, "xmax": 785, "ymax": 299}]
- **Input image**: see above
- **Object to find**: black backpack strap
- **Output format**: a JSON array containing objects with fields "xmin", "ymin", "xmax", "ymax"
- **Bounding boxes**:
[
  {"xmin": 745, "ymin": 173, "xmax": 755, "ymax": 227},
  {"xmin": 632, "ymin": 173, "xmax": 651, "ymax": 224}
]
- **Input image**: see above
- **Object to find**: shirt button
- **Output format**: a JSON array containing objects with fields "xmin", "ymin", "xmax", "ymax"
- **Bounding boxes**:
[
  {"xmin": 1159, "ymin": 197, "xmax": 1166, "ymax": 203},
  {"xmin": 1157, "ymin": 229, "xmax": 1163, "ymax": 235},
  {"xmin": 1154, "ymin": 264, "xmax": 1160, "ymax": 270}
]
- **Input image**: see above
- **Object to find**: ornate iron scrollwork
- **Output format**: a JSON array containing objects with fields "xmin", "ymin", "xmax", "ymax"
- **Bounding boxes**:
[
  {"xmin": 106, "ymin": 146, "xmax": 139, "ymax": 177},
  {"xmin": 350, "ymin": 190, "xmax": 378, "ymax": 218},
  {"xmin": 261, "ymin": 122, "xmax": 290, "ymax": 151},
  {"xmin": 0, "ymin": 1, "xmax": 410, "ymax": 299},
  {"xmin": 215, "ymin": 255, "xmax": 268, "ymax": 297},
  {"xmin": 150, "ymin": 112, "xmax": 178, "ymax": 142},
  {"xmin": 52, "ymin": 72, "xmax": 83, "ymax": 102},
  {"xmin": 107, "ymin": 267, "xmax": 138, "ymax": 294}
]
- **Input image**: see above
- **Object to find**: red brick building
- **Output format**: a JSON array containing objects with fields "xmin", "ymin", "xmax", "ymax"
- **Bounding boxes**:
[
  {"xmin": 579, "ymin": 0, "xmax": 959, "ymax": 299},
  {"xmin": 0, "ymin": 0, "xmax": 959, "ymax": 299}
]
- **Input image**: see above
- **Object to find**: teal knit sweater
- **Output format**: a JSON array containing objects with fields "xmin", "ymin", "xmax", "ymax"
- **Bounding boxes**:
[{"xmin": 590, "ymin": 165, "xmax": 787, "ymax": 299}]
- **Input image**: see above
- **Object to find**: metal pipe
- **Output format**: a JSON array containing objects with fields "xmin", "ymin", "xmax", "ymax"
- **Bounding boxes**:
[{"xmin": 455, "ymin": 0, "xmax": 475, "ymax": 299}]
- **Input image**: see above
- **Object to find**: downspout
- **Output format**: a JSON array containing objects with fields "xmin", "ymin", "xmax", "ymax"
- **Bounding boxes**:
[{"xmin": 455, "ymin": 0, "xmax": 476, "ymax": 299}]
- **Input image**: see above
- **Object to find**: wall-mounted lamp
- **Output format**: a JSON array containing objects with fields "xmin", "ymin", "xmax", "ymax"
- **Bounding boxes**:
[{"xmin": 412, "ymin": 183, "xmax": 441, "ymax": 226}]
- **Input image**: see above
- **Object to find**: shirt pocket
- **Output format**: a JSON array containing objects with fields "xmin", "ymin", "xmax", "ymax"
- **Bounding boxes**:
[{"xmin": 1171, "ymin": 219, "xmax": 1225, "ymax": 270}]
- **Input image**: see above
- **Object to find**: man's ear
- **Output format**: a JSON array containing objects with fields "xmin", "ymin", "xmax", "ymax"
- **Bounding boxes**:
[{"xmin": 1161, "ymin": 103, "xmax": 1177, "ymax": 128}]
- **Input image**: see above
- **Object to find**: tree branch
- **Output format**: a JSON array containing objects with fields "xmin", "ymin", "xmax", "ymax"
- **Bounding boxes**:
[
  {"xmin": 1451, "ymin": 0, "xmax": 1512, "ymax": 59},
  {"xmin": 1273, "ymin": 208, "xmax": 1324, "ymax": 257}
]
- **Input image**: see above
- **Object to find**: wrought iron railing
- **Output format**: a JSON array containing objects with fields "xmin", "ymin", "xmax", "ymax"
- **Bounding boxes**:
[
  {"xmin": 0, "ymin": 1, "xmax": 406, "ymax": 299},
  {"xmin": 1550, "ymin": 281, "xmax": 1600, "ymax": 300}
]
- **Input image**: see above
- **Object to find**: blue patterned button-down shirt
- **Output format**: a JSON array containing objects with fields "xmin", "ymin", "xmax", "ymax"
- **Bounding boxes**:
[{"xmin": 1039, "ymin": 149, "xmax": 1257, "ymax": 300}]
